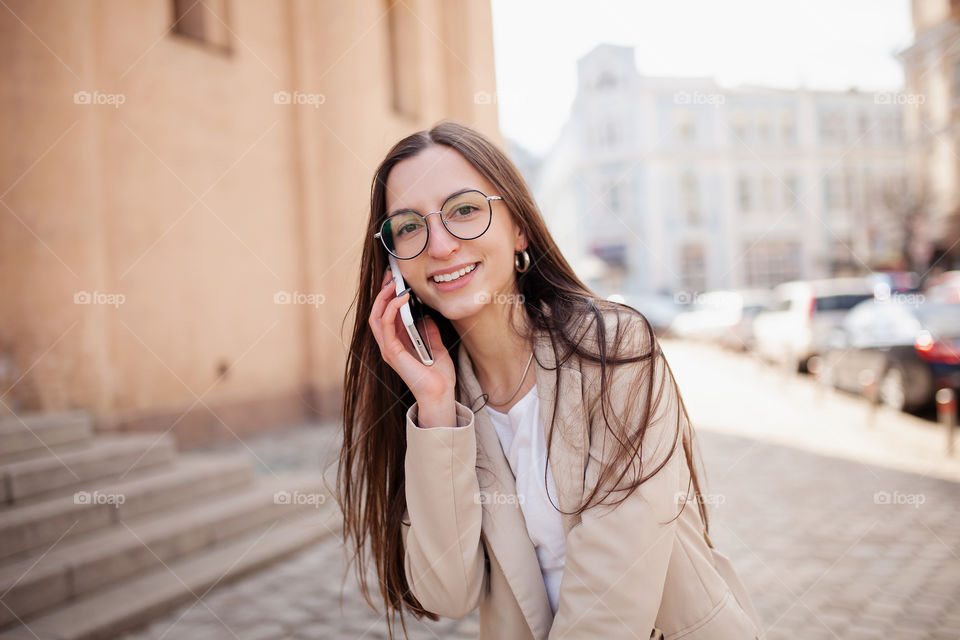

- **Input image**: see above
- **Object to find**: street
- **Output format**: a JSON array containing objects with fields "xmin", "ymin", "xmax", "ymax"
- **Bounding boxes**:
[{"xmin": 121, "ymin": 340, "xmax": 960, "ymax": 640}]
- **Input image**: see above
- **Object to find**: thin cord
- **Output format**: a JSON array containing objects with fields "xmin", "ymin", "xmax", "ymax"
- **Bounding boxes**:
[{"xmin": 486, "ymin": 349, "xmax": 535, "ymax": 407}]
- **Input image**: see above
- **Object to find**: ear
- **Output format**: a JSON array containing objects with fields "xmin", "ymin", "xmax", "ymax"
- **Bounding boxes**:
[{"xmin": 514, "ymin": 228, "xmax": 528, "ymax": 253}]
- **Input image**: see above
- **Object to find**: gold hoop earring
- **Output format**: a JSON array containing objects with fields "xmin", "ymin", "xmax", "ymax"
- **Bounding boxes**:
[{"xmin": 514, "ymin": 248, "xmax": 530, "ymax": 273}]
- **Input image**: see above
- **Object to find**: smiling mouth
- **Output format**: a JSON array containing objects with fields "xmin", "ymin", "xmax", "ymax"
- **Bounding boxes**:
[{"xmin": 430, "ymin": 262, "xmax": 479, "ymax": 284}]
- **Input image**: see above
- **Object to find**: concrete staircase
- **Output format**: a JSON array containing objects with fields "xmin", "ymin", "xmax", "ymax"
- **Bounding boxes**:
[{"xmin": 0, "ymin": 411, "xmax": 339, "ymax": 640}]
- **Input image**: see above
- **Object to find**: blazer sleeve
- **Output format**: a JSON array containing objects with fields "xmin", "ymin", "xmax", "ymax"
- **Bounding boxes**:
[
  {"xmin": 548, "ymin": 327, "xmax": 684, "ymax": 639},
  {"xmin": 400, "ymin": 399, "xmax": 488, "ymax": 619}
]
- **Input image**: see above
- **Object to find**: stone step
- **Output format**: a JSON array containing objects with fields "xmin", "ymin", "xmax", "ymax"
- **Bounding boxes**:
[
  {"xmin": 0, "ymin": 411, "xmax": 94, "ymax": 463},
  {"xmin": 0, "ymin": 453, "xmax": 256, "ymax": 561},
  {"xmin": 0, "ymin": 472, "xmax": 329, "ymax": 628},
  {"xmin": 0, "ymin": 508, "xmax": 340, "ymax": 640},
  {"xmin": 0, "ymin": 433, "xmax": 177, "ymax": 504}
]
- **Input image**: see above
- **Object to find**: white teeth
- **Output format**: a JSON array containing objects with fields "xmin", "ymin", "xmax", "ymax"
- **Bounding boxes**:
[{"xmin": 432, "ymin": 262, "xmax": 477, "ymax": 283}]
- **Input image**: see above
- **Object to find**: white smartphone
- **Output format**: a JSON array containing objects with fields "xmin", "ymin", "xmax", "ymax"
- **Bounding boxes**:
[{"xmin": 387, "ymin": 254, "xmax": 434, "ymax": 366}]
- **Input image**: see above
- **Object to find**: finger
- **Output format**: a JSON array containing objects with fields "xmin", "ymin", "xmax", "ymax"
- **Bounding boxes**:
[
  {"xmin": 420, "ymin": 314, "xmax": 448, "ymax": 360},
  {"xmin": 369, "ymin": 273, "xmax": 397, "ymax": 336},
  {"xmin": 380, "ymin": 289, "xmax": 412, "ymax": 357}
]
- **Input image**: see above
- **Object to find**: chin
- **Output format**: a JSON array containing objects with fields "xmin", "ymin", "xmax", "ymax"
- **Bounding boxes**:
[{"xmin": 430, "ymin": 295, "xmax": 487, "ymax": 321}]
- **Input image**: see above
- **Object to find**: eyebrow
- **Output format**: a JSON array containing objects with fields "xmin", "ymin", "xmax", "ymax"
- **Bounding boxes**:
[{"xmin": 386, "ymin": 187, "xmax": 477, "ymax": 218}]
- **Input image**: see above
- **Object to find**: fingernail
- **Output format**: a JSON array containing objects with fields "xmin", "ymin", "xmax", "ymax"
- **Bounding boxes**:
[
  {"xmin": 383, "ymin": 276, "xmax": 395, "ymax": 287},
  {"xmin": 397, "ymin": 286, "xmax": 411, "ymax": 297}
]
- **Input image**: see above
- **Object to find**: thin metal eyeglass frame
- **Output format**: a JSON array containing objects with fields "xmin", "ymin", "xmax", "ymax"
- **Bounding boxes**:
[{"xmin": 373, "ymin": 190, "xmax": 503, "ymax": 260}]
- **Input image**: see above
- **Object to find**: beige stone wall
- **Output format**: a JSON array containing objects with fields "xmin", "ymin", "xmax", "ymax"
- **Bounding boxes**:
[{"xmin": 0, "ymin": 0, "xmax": 501, "ymax": 446}]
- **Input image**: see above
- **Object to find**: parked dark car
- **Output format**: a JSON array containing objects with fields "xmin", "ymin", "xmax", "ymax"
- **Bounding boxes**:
[{"xmin": 816, "ymin": 298, "xmax": 960, "ymax": 411}]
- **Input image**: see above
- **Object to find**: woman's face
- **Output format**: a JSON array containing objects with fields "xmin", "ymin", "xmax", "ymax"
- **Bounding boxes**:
[{"xmin": 383, "ymin": 145, "xmax": 526, "ymax": 321}]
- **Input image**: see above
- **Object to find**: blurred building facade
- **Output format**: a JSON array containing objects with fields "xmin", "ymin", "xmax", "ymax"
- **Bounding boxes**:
[
  {"xmin": 535, "ymin": 44, "xmax": 908, "ymax": 298},
  {"xmin": 0, "ymin": 0, "xmax": 500, "ymax": 445},
  {"xmin": 900, "ymin": 0, "xmax": 960, "ymax": 274}
]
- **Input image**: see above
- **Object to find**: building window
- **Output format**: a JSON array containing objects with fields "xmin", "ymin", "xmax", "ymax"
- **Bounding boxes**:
[
  {"xmin": 843, "ymin": 170, "xmax": 856, "ymax": 209},
  {"xmin": 857, "ymin": 111, "xmax": 871, "ymax": 139},
  {"xmin": 596, "ymin": 71, "xmax": 618, "ymax": 90},
  {"xmin": 680, "ymin": 172, "xmax": 700, "ymax": 224},
  {"xmin": 760, "ymin": 175, "xmax": 774, "ymax": 210},
  {"xmin": 780, "ymin": 109, "xmax": 795, "ymax": 143},
  {"xmin": 818, "ymin": 109, "xmax": 846, "ymax": 143},
  {"xmin": 386, "ymin": 0, "xmax": 421, "ymax": 118},
  {"xmin": 675, "ymin": 110, "xmax": 696, "ymax": 143},
  {"xmin": 783, "ymin": 173, "xmax": 800, "ymax": 211},
  {"xmin": 738, "ymin": 174, "xmax": 752, "ymax": 211},
  {"xmin": 603, "ymin": 179, "xmax": 622, "ymax": 214},
  {"xmin": 594, "ymin": 120, "xmax": 621, "ymax": 149},
  {"xmin": 823, "ymin": 173, "xmax": 845, "ymax": 210},
  {"xmin": 172, "ymin": 0, "xmax": 231, "ymax": 51},
  {"xmin": 679, "ymin": 243, "xmax": 707, "ymax": 292},
  {"xmin": 881, "ymin": 113, "xmax": 901, "ymax": 143},
  {"xmin": 731, "ymin": 109, "xmax": 747, "ymax": 142},
  {"xmin": 743, "ymin": 240, "xmax": 801, "ymax": 287},
  {"xmin": 756, "ymin": 112, "xmax": 771, "ymax": 143}
]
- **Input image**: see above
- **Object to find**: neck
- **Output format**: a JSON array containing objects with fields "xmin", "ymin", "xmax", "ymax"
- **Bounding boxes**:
[{"xmin": 452, "ymin": 300, "xmax": 534, "ymax": 401}]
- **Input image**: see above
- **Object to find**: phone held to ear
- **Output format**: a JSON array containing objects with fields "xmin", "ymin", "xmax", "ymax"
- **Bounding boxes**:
[{"xmin": 387, "ymin": 254, "xmax": 434, "ymax": 366}]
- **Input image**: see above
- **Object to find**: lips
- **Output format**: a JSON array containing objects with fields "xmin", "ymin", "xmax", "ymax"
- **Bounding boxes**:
[
  {"xmin": 429, "ymin": 261, "xmax": 479, "ymax": 283},
  {"xmin": 429, "ymin": 261, "xmax": 479, "ymax": 292}
]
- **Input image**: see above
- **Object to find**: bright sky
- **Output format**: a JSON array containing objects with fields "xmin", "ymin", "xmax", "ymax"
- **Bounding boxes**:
[{"xmin": 491, "ymin": 0, "xmax": 914, "ymax": 155}]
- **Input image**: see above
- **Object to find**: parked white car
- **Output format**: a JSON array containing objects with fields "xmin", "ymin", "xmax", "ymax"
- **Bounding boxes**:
[
  {"xmin": 752, "ymin": 277, "xmax": 875, "ymax": 372},
  {"xmin": 669, "ymin": 289, "xmax": 773, "ymax": 350}
]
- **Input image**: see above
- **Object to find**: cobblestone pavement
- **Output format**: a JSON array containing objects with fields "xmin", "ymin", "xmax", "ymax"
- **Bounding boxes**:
[{"xmin": 121, "ymin": 341, "xmax": 960, "ymax": 640}]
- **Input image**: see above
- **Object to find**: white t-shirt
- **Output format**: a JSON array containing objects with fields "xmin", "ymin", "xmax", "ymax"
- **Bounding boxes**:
[{"xmin": 485, "ymin": 384, "xmax": 566, "ymax": 615}]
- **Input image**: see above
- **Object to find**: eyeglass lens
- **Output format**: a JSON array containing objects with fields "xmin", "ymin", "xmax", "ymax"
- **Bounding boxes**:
[{"xmin": 381, "ymin": 190, "xmax": 493, "ymax": 259}]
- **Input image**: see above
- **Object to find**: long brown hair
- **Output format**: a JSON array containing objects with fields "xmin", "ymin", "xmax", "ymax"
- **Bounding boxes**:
[{"xmin": 337, "ymin": 120, "xmax": 712, "ymax": 638}]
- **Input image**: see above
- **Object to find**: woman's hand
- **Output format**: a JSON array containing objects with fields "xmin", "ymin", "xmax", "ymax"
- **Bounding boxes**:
[{"xmin": 369, "ymin": 267, "xmax": 456, "ymax": 408}]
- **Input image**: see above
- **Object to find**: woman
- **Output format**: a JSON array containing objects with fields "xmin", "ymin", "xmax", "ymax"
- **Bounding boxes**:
[{"xmin": 338, "ymin": 121, "xmax": 763, "ymax": 640}]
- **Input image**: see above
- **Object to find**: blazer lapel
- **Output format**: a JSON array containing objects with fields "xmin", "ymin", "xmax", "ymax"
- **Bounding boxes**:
[{"xmin": 454, "ymin": 325, "xmax": 589, "ymax": 638}]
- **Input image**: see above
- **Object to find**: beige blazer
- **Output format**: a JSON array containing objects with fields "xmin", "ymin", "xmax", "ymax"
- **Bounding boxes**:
[{"xmin": 401, "ymin": 309, "xmax": 764, "ymax": 639}]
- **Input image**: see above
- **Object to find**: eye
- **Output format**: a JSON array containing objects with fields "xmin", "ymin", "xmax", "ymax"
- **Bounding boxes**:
[
  {"xmin": 451, "ymin": 204, "xmax": 478, "ymax": 217},
  {"xmin": 396, "ymin": 222, "xmax": 423, "ymax": 237}
]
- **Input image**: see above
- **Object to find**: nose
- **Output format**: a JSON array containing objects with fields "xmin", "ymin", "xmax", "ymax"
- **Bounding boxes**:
[{"xmin": 424, "ymin": 212, "xmax": 459, "ymax": 259}]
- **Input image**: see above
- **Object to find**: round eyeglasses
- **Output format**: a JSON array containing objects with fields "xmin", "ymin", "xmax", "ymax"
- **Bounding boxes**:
[{"xmin": 374, "ymin": 189, "xmax": 502, "ymax": 260}]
